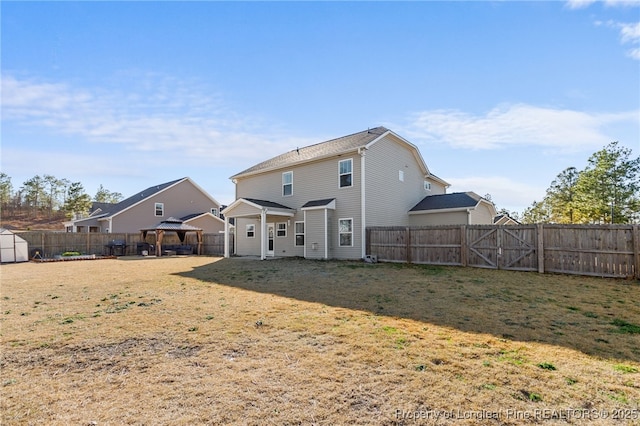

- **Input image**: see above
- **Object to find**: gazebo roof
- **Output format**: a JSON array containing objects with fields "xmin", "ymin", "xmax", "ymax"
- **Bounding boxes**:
[{"xmin": 141, "ymin": 217, "xmax": 203, "ymax": 232}]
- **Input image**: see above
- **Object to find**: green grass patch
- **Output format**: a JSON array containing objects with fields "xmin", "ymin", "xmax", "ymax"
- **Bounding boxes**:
[
  {"xmin": 613, "ymin": 364, "xmax": 638, "ymax": 374},
  {"xmin": 499, "ymin": 349, "xmax": 527, "ymax": 365},
  {"xmin": 611, "ymin": 318, "xmax": 640, "ymax": 334},
  {"xmin": 537, "ymin": 362, "xmax": 557, "ymax": 371}
]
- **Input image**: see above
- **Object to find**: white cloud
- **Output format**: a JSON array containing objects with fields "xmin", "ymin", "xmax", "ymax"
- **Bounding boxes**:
[
  {"xmin": 569, "ymin": 0, "xmax": 640, "ymax": 60},
  {"xmin": 566, "ymin": 0, "xmax": 640, "ymax": 9},
  {"xmin": 1, "ymin": 73, "xmax": 313, "ymax": 168},
  {"xmin": 618, "ymin": 21, "xmax": 640, "ymax": 43},
  {"xmin": 565, "ymin": 0, "xmax": 597, "ymax": 9},
  {"xmin": 400, "ymin": 104, "xmax": 638, "ymax": 151},
  {"xmin": 446, "ymin": 176, "xmax": 546, "ymax": 213}
]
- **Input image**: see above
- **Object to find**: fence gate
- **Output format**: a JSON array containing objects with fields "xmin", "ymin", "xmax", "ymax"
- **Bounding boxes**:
[{"xmin": 467, "ymin": 225, "xmax": 537, "ymax": 271}]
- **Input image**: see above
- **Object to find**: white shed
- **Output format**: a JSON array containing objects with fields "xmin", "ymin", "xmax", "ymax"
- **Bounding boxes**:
[{"xmin": 0, "ymin": 228, "xmax": 29, "ymax": 263}]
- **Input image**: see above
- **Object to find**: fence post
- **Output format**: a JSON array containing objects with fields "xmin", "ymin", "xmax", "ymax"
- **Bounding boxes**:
[
  {"xmin": 537, "ymin": 223, "xmax": 545, "ymax": 274},
  {"xmin": 366, "ymin": 228, "xmax": 370, "ymax": 257},
  {"xmin": 460, "ymin": 225, "xmax": 467, "ymax": 267},
  {"xmin": 633, "ymin": 225, "xmax": 640, "ymax": 279},
  {"xmin": 405, "ymin": 227, "xmax": 411, "ymax": 264}
]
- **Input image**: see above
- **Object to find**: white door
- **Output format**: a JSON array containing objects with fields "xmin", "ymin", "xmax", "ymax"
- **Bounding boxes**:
[{"xmin": 267, "ymin": 223, "xmax": 275, "ymax": 256}]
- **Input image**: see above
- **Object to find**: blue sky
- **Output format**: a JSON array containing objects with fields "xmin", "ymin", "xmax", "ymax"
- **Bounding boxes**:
[{"xmin": 2, "ymin": 1, "xmax": 639, "ymax": 215}]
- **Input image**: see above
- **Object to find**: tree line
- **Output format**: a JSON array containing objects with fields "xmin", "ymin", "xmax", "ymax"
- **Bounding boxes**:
[
  {"xmin": 0, "ymin": 174, "xmax": 123, "ymax": 219},
  {"xmin": 520, "ymin": 141, "xmax": 639, "ymax": 224},
  {"xmin": 1, "ymin": 141, "xmax": 637, "ymax": 224}
]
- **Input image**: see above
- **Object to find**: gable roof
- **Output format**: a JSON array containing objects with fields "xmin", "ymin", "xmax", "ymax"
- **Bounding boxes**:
[
  {"xmin": 231, "ymin": 127, "xmax": 389, "ymax": 179},
  {"xmin": 91, "ymin": 177, "xmax": 185, "ymax": 219},
  {"xmin": 230, "ymin": 127, "xmax": 448, "ymax": 187},
  {"xmin": 81, "ymin": 177, "xmax": 220, "ymax": 222},
  {"xmin": 493, "ymin": 214, "xmax": 521, "ymax": 225},
  {"xmin": 410, "ymin": 192, "xmax": 486, "ymax": 212}
]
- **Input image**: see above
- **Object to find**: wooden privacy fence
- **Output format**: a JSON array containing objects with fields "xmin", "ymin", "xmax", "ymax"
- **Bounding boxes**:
[
  {"xmin": 17, "ymin": 232, "xmax": 233, "ymax": 258},
  {"xmin": 366, "ymin": 224, "xmax": 640, "ymax": 279}
]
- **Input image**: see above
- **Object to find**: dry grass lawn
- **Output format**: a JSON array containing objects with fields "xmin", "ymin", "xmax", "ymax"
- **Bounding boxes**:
[{"xmin": 1, "ymin": 256, "xmax": 639, "ymax": 425}]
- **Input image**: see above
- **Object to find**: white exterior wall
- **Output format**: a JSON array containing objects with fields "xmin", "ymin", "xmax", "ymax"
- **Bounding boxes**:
[
  {"xmin": 364, "ymin": 135, "xmax": 447, "ymax": 227},
  {"xmin": 469, "ymin": 203, "xmax": 495, "ymax": 225},
  {"xmin": 409, "ymin": 211, "xmax": 470, "ymax": 226},
  {"xmin": 235, "ymin": 217, "xmax": 261, "ymax": 256},
  {"xmin": 305, "ymin": 209, "xmax": 328, "ymax": 259},
  {"xmin": 235, "ymin": 154, "xmax": 362, "ymax": 259}
]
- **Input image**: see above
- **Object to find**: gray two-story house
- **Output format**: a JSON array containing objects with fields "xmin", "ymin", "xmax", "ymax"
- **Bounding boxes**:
[{"xmin": 222, "ymin": 127, "xmax": 469, "ymax": 260}]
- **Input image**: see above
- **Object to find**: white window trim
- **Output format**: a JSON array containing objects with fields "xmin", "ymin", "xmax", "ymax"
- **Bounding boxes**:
[
  {"xmin": 246, "ymin": 224, "xmax": 256, "ymax": 238},
  {"xmin": 338, "ymin": 217, "xmax": 354, "ymax": 247},
  {"xmin": 282, "ymin": 171, "xmax": 293, "ymax": 197},
  {"xmin": 276, "ymin": 222, "xmax": 287, "ymax": 238},
  {"xmin": 294, "ymin": 221, "xmax": 305, "ymax": 246},
  {"xmin": 338, "ymin": 158, "xmax": 353, "ymax": 188},
  {"xmin": 155, "ymin": 202, "xmax": 164, "ymax": 217},
  {"xmin": 211, "ymin": 208, "xmax": 219, "ymax": 217},
  {"xmin": 424, "ymin": 181, "xmax": 432, "ymax": 191}
]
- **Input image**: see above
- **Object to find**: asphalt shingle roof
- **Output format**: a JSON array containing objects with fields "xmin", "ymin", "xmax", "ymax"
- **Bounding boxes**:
[
  {"xmin": 244, "ymin": 198, "xmax": 294, "ymax": 210},
  {"xmin": 301, "ymin": 198, "xmax": 336, "ymax": 208},
  {"xmin": 410, "ymin": 192, "xmax": 483, "ymax": 212},
  {"xmin": 231, "ymin": 127, "xmax": 389, "ymax": 178},
  {"xmin": 97, "ymin": 178, "xmax": 186, "ymax": 217}
]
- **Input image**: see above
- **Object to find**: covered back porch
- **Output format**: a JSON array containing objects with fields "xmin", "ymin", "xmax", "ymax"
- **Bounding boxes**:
[{"xmin": 222, "ymin": 198, "xmax": 295, "ymax": 260}]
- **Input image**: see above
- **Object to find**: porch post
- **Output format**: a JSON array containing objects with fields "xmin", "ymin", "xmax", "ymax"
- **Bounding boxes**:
[
  {"xmin": 157, "ymin": 230, "xmax": 164, "ymax": 257},
  {"xmin": 224, "ymin": 216, "xmax": 230, "ymax": 258},
  {"xmin": 260, "ymin": 208, "xmax": 267, "ymax": 260}
]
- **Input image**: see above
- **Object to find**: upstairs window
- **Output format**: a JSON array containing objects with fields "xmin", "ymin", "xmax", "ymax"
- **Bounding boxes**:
[
  {"xmin": 339, "ymin": 159, "xmax": 353, "ymax": 188},
  {"xmin": 211, "ymin": 208, "xmax": 219, "ymax": 217},
  {"xmin": 399, "ymin": 170, "xmax": 405, "ymax": 182},
  {"xmin": 155, "ymin": 203, "xmax": 164, "ymax": 217},
  {"xmin": 424, "ymin": 181, "xmax": 432, "ymax": 191},
  {"xmin": 282, "ymin": 171, "xmax": 293, "ymax": 196}
]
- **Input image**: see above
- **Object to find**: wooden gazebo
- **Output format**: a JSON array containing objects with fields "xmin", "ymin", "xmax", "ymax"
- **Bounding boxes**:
[{"xmin": 140, "ymin": 217, "xmax": 203, "ymax": 257}]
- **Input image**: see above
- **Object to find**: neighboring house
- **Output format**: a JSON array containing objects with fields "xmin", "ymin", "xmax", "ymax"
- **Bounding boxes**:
[
  {"xmin": 408, "ymin": 192, "xmax": 497, "ymax": 226},
  {"xmin": 493, "ymin": 213, "xmax": 520, "ymax": 225},
  {"xmin": 222, "ymin": 127, "xmax": 457, "ymax": 260},
  {"xmin": 65, "ymin": 177, "xmax": 225, "ymax": 234}
]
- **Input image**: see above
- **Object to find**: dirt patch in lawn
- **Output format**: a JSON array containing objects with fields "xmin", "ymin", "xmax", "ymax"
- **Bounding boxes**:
[{"xmin": 1, "ymin": 256, "xmax": 639, "ymax": 425}]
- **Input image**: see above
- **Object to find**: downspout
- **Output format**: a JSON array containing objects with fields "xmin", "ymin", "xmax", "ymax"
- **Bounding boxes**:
[
  {"xmin": 224, "ymin": 216, "xmax": 230, "ymax": 258},
  {"xmin": 359, "ymin": 147, "xmax": 367, "ymax": 259},
  {"xmin": 324, "ymin": 208, "xmax": 328, "ymax": 259},
  {"xmin": 303, "ymin": 210, "xmax": 307, "ymax": 259},
  {"xmin": 108, "ymin": 217, "xmax": 113, "ymax": 233},
  {"xmin": 260, "ymin": 208, "xmax": 267, "ymax": 260}
]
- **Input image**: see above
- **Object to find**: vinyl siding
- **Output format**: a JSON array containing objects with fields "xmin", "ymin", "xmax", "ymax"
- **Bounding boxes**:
[
  {"xmin": 112, "ymin": 180, "xmax": 221, "ymax": 233},
  {"xmin": 228, "ymin": 202, "xmax": 263, "ymax": 218},
  {"xmin": 235, "ymin": 218, "xmax": 261, "ymax": 256},
  {"xmin": 305, "ymin": 209, "xmax": 327, "ymax": 259},
  {"xmin": 235, "ymin": 154, "xmax": 362, "ymax": 259},
  {"xmin": 469, "ymin": 204, "xmax": 495, "ymax": 225},
  {"xmin": 185, "ymin": 215, "xmax": 225, "ymax": 233},
  {"xmin": 364, "ymin": 135, "xmax": 447, "ymax": 227},
  {"xmin": 409, "ymin": 211, "xmax": 469, "ymax": 226}
]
